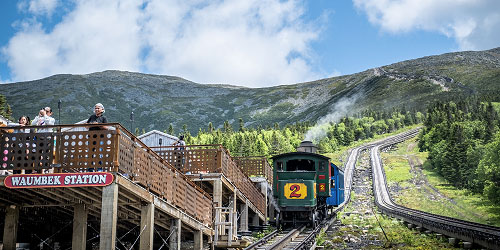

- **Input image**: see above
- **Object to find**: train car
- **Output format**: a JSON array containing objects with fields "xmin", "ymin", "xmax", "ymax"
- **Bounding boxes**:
[
  {"xmin": 326, "ymin": 163, "xmax": 345, "ymax": 206},
  {"xmin": 272, "ymin": 141, "xmax": 332, "ymax": 227}
]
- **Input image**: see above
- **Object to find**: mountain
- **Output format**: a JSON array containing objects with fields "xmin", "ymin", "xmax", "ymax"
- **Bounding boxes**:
[{"xmin": 1, "ymin": 47, "xmax": 500, "ymax": 134}]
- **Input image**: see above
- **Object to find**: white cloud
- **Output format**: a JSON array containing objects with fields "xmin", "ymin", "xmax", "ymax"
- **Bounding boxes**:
[
  {"xmin": 18, "ymin": 0, "xmax": 60, "ymax": 16},
  {"xmin": 4, "ymin": 0, "xmax": 144, "ymax": 81},
  {"xmin": 2, "ymin": 0, "xmax": 326, "ymax": 87},
  {"xmin": 353, "ymin": 0, "xmax": 500, "ymax": 50}
]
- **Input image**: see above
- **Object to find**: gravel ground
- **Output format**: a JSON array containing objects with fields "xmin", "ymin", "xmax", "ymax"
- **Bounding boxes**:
[{"xmin": 323, "ymin": 151, "xmax": 387, "ymax": 249}]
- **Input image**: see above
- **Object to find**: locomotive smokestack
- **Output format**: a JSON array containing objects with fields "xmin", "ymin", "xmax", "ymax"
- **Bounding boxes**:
[{"xmin": 297, "ymin": 141, "xmax": 318, "ymax": 153}]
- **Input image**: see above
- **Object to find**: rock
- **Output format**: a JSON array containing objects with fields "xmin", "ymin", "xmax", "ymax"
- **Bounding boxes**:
[{"xmin": 349, "ymin": 236, "xmax": 360, "ymax": 243}]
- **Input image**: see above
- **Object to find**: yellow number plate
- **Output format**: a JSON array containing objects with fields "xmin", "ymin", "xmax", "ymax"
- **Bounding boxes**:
[{"xmin": 284, "ymin": 183, "xmax": 307, "ymax": 199}]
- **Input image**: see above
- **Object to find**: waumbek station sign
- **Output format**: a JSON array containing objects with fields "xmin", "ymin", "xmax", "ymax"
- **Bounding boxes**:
[{"xmin": 4, "ymin": 173, "xmax": 114, "ymax": 188}]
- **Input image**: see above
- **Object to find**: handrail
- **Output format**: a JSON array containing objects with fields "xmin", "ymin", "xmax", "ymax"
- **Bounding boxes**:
[
  {"xmin": 151, "ymin": 144, "xmax": 268, "ymax": 215},
  {"xmin": 0, "ymin": 123, "xmax": 213, "ymax": 225}
]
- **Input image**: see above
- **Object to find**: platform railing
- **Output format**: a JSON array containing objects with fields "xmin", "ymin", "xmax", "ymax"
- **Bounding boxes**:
[
  {"xmin": 233, "ymin": 156, "xmax": 273, "ymax": 185},
  {"xmin": 151, "ymin": 144, "xmax": 267, "ymax": 215},
  {"xmin": 0, "ymin": 124, "xmax": 212, "ymax": 226}
]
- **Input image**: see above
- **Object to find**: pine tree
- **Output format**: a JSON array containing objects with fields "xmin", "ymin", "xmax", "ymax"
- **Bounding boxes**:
[
  {"xmin": 485, "ymin": 102, "xmax": 497, "ymax": 141},
  {"xmin": 239, "ymin": 118, "xmax": 245, "ymax": 132},
  {"xmin": 273, "ymin": 122, "xmax": 280, "ymax": 131},
  {"xmin": 0, "ymin": 94, "xmax": 13, "ymax": 120},
  {"xmin": 208, "ymin": 122, "xmax": 214, "ymax": 133},
  {"xmin": 168, "ymin": 124, "xmax": 174, "ymax": 135},
  {"xmin": 223, "ymin": 120, "xmax": 233, "ymax": 133}
]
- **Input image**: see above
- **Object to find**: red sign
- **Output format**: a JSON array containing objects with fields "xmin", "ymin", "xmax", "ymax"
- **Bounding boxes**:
[
  {"xmin": 4, "ymin": 173, "xmax": 114, "ymax": 189},
  {"xmin": 319, "ymin": 183, "xmax": 326, "ymax": 192}
]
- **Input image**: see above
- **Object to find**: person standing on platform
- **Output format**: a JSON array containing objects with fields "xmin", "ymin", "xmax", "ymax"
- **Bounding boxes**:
[
  {"xmin": 86, "ymin": 103, "xmax": 108, "ymax": 172},
  {"xmin": 31, "ymin": 107, "xmax": 55, "ymax": 132},
  {"xmin": 173, "ymin": 135, "xmax": 186, "ymax": 170},
  {"xmin": 43, "ymin": 107, "xmax": 55, "ymax": 126},
  {"xmin": 86, "ymin": 103, "xmax": 108, "ymax": 130}
]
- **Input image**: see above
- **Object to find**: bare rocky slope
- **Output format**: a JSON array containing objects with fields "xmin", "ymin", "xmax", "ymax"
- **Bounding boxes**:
[{"xmin": 1, "ymin": 47, "xmax": 499, "ymax": 133}]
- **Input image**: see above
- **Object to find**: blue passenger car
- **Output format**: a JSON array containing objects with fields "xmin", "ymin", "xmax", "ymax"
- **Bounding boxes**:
[{"xmin": 326, "ymin": 163, "xmax": 345, "ymax": 206}]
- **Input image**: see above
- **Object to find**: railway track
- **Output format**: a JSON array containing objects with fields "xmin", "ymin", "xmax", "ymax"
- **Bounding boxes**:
[
  {"xmin": 245, "ymin": 128, "xmax": 381, "ymax": 250},
  {"xmin": 249, "ymin": 128, "xmax": 500, "ymax": 249},
  {"xmin": 244, "ymin": 218, "xmax": 337, "ymax": 250},
  {"xmin": 370, "ymin": 128, "xmax": 500, "ymax": 249}
]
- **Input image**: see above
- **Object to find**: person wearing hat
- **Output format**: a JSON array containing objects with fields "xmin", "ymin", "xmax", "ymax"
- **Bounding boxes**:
[{"xmin": 87, "ymin": 103, "xmax": 108, "ymax": 130}]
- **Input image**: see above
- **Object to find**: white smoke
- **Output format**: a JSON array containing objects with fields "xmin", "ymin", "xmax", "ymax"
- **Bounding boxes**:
[{"xmin": 304, "ymin": 93, "xmax": 362, "ymax": 142}]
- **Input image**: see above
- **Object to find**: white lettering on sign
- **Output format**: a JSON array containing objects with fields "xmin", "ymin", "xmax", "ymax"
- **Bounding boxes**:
[
  {"xmin": 7, "ymin": 174, "xmax": 110, "ymax": 188},
  {"xmin": 54, "ymin": 176, "xmax": 61, "ymax": 185},
  {"xmin": 11, "ymin": 177, "xmax": 21, "ymax": 186}
]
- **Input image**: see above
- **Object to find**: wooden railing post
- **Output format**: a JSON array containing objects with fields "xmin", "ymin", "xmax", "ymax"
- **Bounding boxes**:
[
  {"xmin": 113, "ymin": 126, "xmax": 120, "ymax": 172},
  {"xmin": 54, "ymin": 126, "xmax": 62, "ymax": 173}
]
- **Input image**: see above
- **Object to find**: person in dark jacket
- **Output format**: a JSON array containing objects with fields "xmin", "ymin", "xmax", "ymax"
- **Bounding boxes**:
[
  {"xmin": 87, "ymin": 103, "xmax": 108, "ymax": 130},
  {"xmin": 173, "ymin": 135, "xmax": 186, "ymax": 169}
]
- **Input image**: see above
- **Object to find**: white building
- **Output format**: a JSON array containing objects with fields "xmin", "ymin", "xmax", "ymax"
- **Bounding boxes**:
[
  {"xmin": 0, "ymin": 115, "xmax": 10, "ymax": 126},
  {"xmin": 138, "ymin": 130, "xmax": 179, "ymax": 148}
]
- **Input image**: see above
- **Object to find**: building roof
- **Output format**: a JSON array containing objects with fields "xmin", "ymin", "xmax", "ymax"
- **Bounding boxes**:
[
  {"xmin": 271, "ymin": 151, "xmax": 330, "ymax": 161},
  {"xmin": 138, "ymin": 130, "xmax": 178, "ymax": 140}
]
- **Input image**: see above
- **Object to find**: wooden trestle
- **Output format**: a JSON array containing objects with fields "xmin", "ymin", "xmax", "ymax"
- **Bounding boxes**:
[{"xmin": 0, "ymin": 124, "xmax": 272, "ymax": 249}]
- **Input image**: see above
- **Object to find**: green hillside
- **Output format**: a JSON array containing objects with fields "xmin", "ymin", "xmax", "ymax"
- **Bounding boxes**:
[{"xmin": 1, "ymin": 47, "xmax": 499, "ymax": 134}]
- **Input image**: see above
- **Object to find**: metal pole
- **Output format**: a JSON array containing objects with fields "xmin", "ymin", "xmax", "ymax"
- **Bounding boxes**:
[
  {"xmin": 58, "ymin": 100, "xmax": 62, "ymax": 124},
  {"xmin": 130, "ymin": 111, "xmax": 134, "ymax": 134}
]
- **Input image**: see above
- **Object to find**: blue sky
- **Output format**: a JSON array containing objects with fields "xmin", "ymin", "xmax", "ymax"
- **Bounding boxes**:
[{"xmin": 0, "ymin": 0, "xmax": 499, "ymax": 87}]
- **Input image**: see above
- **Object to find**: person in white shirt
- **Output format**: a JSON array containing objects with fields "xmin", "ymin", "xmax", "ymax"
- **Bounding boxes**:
[{"xmin": 31, "ymin": 107, "xmax": 55, "ymax": 132}]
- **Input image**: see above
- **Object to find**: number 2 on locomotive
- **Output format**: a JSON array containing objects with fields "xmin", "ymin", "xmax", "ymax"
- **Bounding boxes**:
[{"xmin": 284, "ymin": 183, "xmax": 308, "ymax": 199}]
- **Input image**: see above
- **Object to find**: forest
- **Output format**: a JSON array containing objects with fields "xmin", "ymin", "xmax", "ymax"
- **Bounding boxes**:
[
  {"xmin": 418, "ymin": 98, "xmax": 500, "ymax": 205},
  {"xmin": 2, "ymin": 93, "xmax": 499, "ymax": 205}
]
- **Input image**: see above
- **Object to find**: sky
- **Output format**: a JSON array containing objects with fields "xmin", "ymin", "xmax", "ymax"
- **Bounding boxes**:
[{"xmin": 0, "ymin": 0, "xmax": 499, "ymax": 88}]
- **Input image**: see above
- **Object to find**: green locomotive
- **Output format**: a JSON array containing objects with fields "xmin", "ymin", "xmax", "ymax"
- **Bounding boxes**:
[{"xmin": 272, "ymin": 141, "xmax": 331, "ymax": 227}]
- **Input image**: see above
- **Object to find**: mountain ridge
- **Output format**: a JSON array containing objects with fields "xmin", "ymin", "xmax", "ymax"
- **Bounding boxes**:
[{"xmin": 1, "ymin": 47, "xmax": 499, "ymax": 134}]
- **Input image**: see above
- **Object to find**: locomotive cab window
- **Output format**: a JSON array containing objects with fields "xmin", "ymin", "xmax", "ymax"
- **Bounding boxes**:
[
  {"xmin": 286, "ymin": 159, "xmax": 315, "ymax": 171},
  {"xmin": 276, "ymin": 161, "xmax": 283, "ymax": 171},
  {"xmin": 319, "ymin": 161, "xmax": 326, "ymax": 171}
]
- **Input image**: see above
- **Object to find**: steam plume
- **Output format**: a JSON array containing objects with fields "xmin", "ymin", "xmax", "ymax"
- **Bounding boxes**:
[{"xmin": 304, "ymin": 94, "xmax": 362, "ymax": 142}]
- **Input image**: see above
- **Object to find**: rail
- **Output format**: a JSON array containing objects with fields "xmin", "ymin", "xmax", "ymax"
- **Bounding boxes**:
[
  {"xmin": 151, "ymin": 144, "xmax": 267, "ymax": 216},
  {"xmin": 0, "ymin": 123, "xmax": 213, "ymax": 226},
  {"xmin": 370, "ymin": 129, "xmax": 500, "ymax": 250}
]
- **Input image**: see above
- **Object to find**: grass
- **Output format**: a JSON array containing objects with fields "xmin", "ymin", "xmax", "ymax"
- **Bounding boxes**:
[
  {"xmin": 330, "ymin": 194, "xmax": 457, "ymax": 249},
  {"xmin": 252, "ymin": 225, "xmax": 275, "ymax": 239},
  {"xmin": 383, "ymin": 156, "xmax": 412, "ymax": 184},
  {"xmin": 382, "ymin": 137, "xmax": 500, "ymax": 226}
]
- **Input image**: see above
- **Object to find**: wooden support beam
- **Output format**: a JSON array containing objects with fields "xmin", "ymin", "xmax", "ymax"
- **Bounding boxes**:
[
  {"xmin": 72, "ymin": 203, "xmax": 88, "ymax": 250},
  {"xmin": 139, "ymin": 202, "xmax": 154, "ymax": 250},
  {"xmin": 194, "ymin": 229, "xmax": 203, "ymax": 250},
  {"xmin": 239, "ymin": 202, "xmax": 249, "ymax": 232},
  {"xmin": 99, "ymin": 182, "xmax": 118, "ymax": 250},
  {"xmin": 3, "ymin": 205, "xmax": 19, "ymax": 250},
  {"xmin": 213, "ymin": 179, "xmax": 222, "ymax": 208},
  {"xmin": 232, "ymin": 190, "xmax": 237, "ymax": 238},
  {"xmin": 169, "ymin": 217, "xmax": 181, "ymax": 250},
  {"xmin": 252, "ymin": 213, "xmax": 260, "ymax": 226}
]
